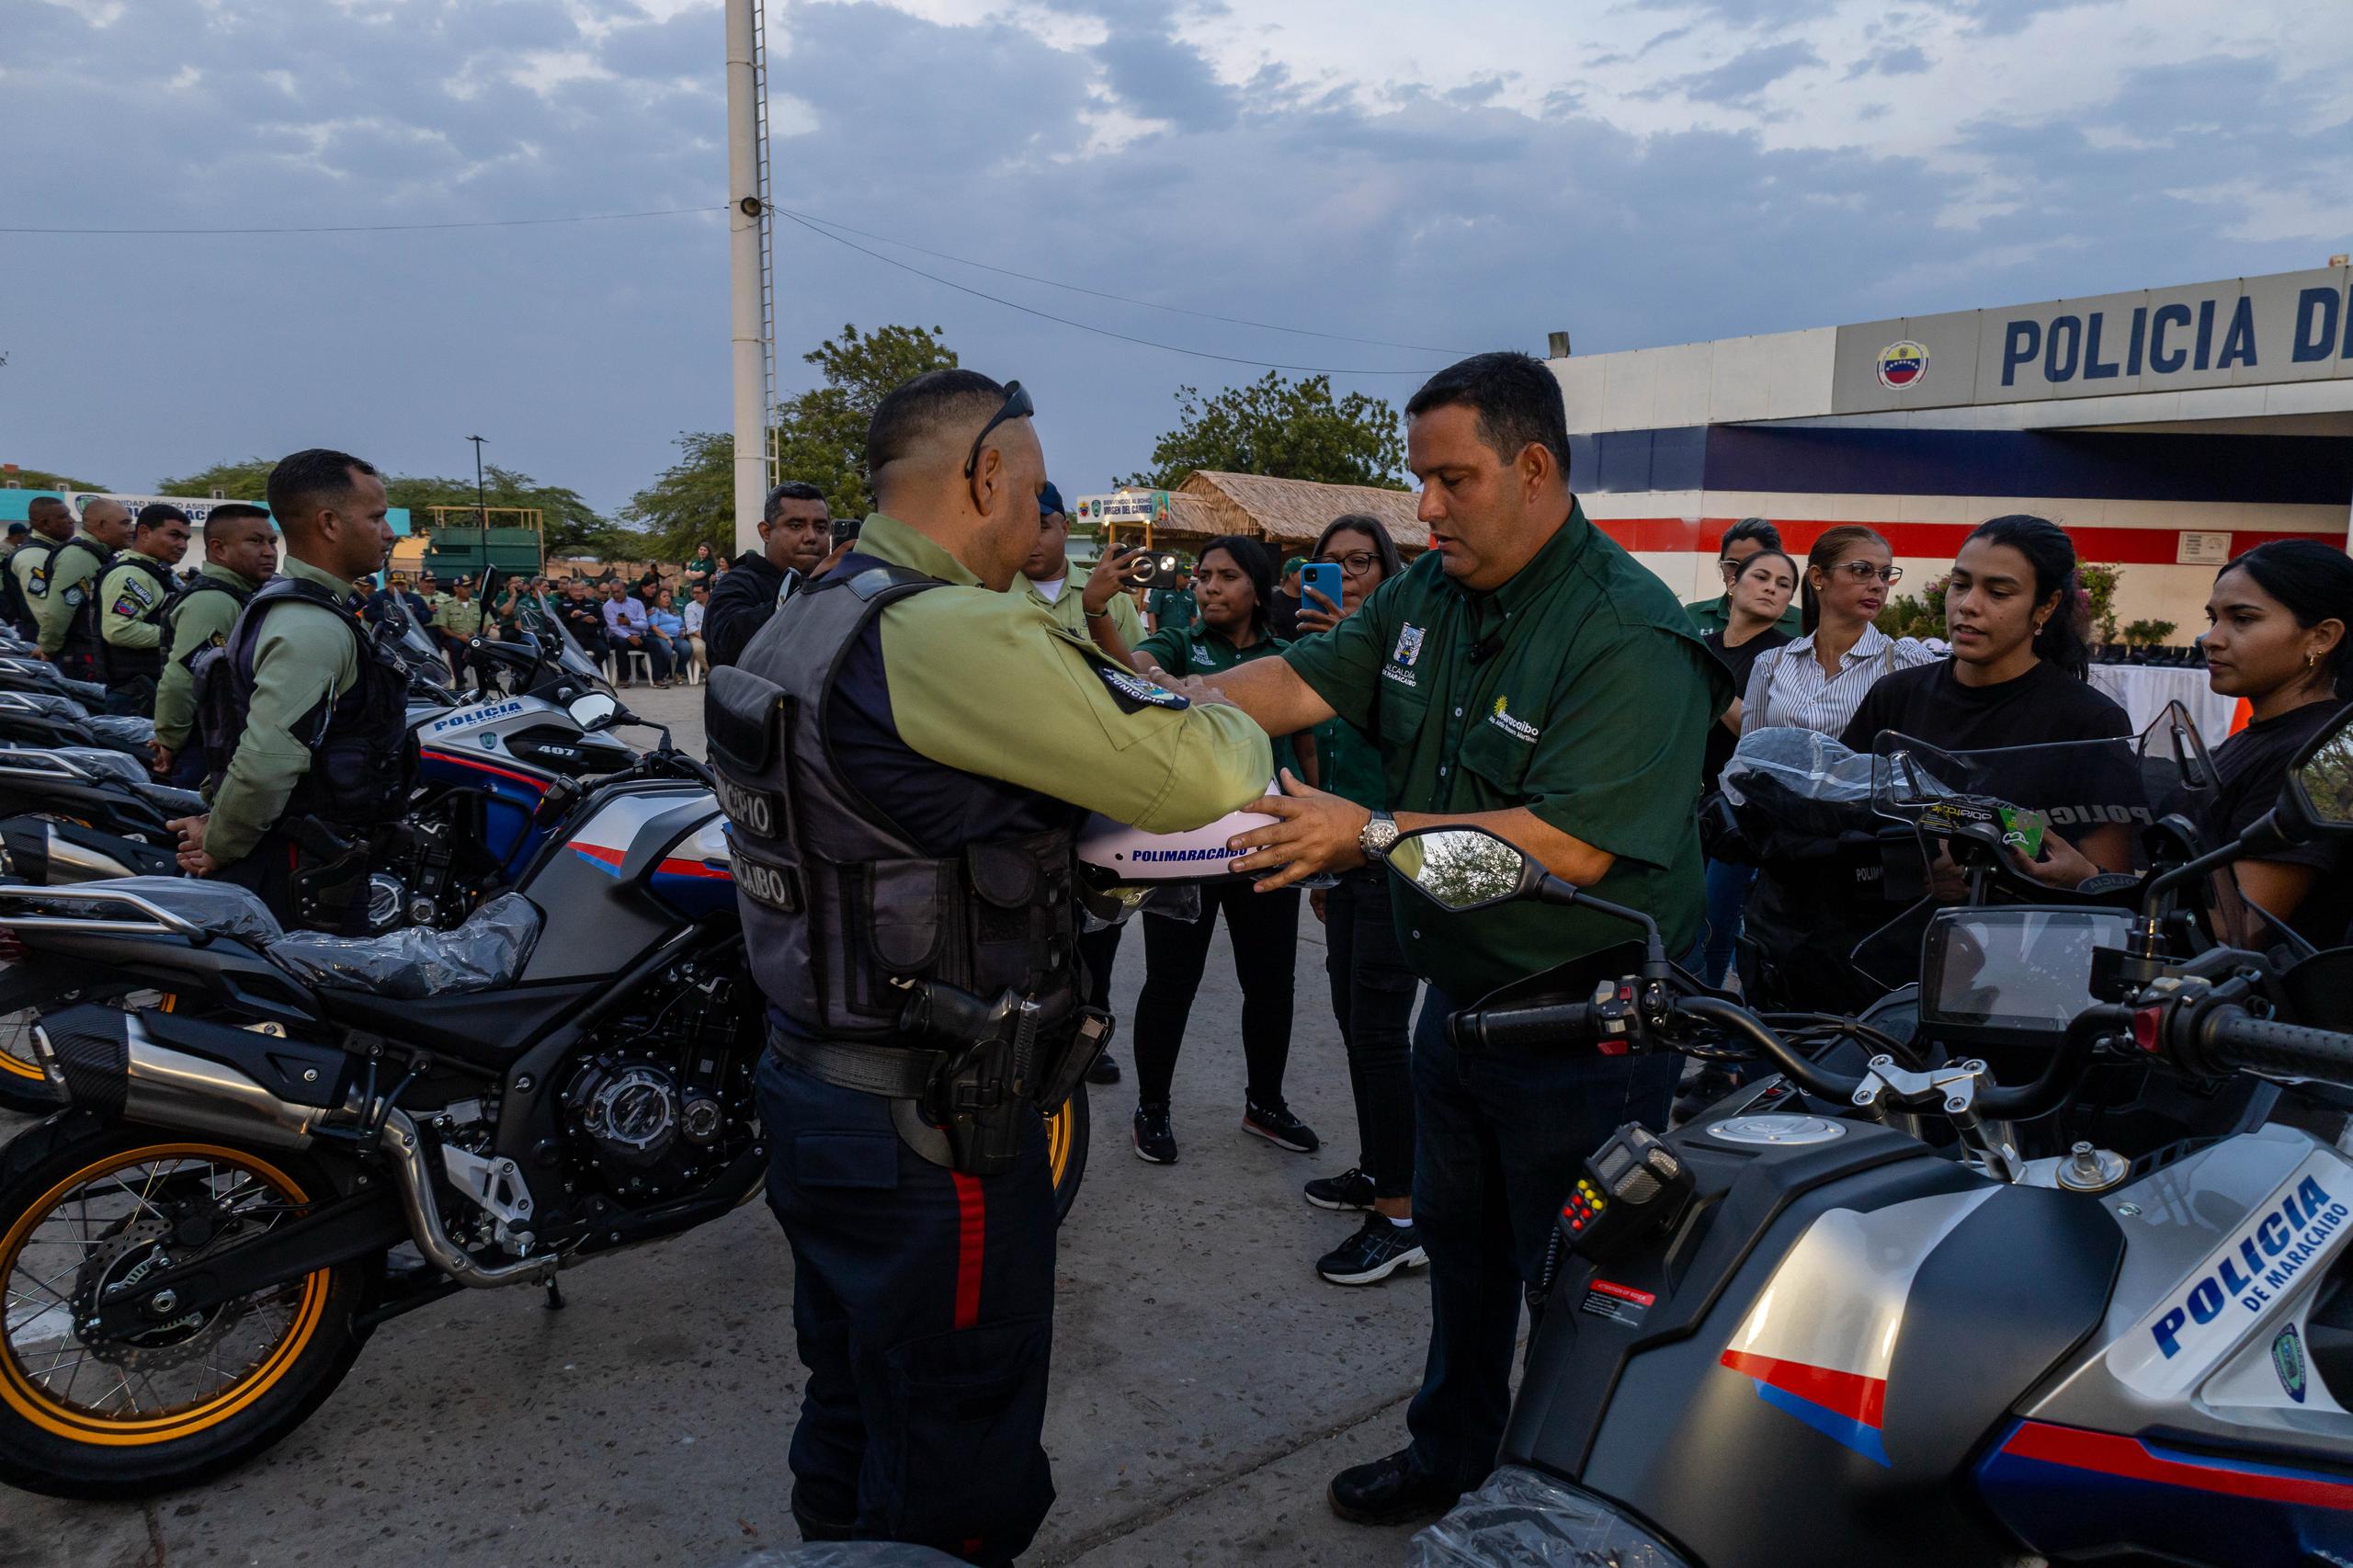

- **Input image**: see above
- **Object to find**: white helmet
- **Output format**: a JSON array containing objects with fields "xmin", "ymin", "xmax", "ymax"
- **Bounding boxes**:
[{"xmin": 1077, "ymin": 787, "xmax": 1279, "ymax": 882}]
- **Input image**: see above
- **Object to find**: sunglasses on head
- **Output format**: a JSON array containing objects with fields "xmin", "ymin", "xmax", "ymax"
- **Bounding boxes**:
[{"xmin": 964, "ymin": 381, "xmax": 1035, "ymax": 478}]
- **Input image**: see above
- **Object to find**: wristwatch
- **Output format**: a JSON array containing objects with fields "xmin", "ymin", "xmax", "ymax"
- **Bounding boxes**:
[{"xmin": 1358, "ymin": 811, "xmax": 1400, "ymax": 863}]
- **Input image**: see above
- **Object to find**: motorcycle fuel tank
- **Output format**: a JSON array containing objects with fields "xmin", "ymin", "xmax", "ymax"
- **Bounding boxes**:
[{"xmin": 1504, "ymin": 1099, "xmax": 2124, "ymax": 1568}]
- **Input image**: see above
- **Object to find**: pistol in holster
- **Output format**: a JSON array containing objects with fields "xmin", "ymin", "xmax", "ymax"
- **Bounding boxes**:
[{"xmin": 892, "ymin": 980, "xmax": 1115, "ymax": 1176}]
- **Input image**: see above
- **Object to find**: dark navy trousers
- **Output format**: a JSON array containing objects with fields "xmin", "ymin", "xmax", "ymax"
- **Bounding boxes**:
[
  {"xmin": 756, "ymin": 1051, "xmax": 1058, "ymax": 1566},
  {"xmin": 1403, "ymin": 988, "xmax": 1680, "ymax": 1491}
]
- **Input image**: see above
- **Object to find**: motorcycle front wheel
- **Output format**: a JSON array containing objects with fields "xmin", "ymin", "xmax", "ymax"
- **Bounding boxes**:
[
  {"xmin": 0, "ymin": 1115, "xmax": 373, "ymax": 1497},
  {"xmin": 1046, "ymin": 1083, "xmax": 1089, "ymax": 1225}
]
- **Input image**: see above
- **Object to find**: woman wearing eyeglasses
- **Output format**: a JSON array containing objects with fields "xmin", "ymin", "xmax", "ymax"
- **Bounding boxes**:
[
  {"xmin": 1740, "ymin": 526, "xmax": 1937, "ymax": 739},
  {"xmin": 1290, "ymin": 515, "xmax": 1427, "ymax": 1286}
]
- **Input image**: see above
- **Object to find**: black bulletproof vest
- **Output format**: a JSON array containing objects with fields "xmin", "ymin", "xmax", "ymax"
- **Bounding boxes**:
[
  {"xmin": 50, "ymin": 537, "xmax": 113, "ymax": 669},
  {"xmin": 706, "ymin": 565, "xmax": 1081, "ymax": 1043},
  {"xmin": 198, "ymin": 577, "xmax": 416, "ymax": 825},
  {"xmin": 88, "ymin": 554, "xmax": 180, "ymax": 685},
  {"xmin": 162, "ymin": 574, "xmax": 256, "ymax": 672},
  {"xmin": 6, "ymin": 537, "xmax": 57, "ymax": 639}
]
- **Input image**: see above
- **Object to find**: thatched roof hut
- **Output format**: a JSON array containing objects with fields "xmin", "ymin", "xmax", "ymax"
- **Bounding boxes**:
[{"xmin": 1154, "ymin": 472, "xmax": 1426, "ymax": 557}]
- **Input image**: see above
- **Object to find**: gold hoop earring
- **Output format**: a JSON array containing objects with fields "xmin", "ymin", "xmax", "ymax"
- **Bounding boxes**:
[{"xmin": 2308, "ymin": 651, "xmax": 2320, "ymax": 671}]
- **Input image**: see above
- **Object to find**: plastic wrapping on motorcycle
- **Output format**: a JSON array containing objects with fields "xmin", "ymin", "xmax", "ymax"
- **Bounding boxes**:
[
  {"xmin": 1408, "ymin": 1467, "xmax": 1691, "ymax": 1566},
  {"xmin": 1718, "ymin": 727, "xmax": 1884, "ymax": 813},
  {"xmin": 267, "ymin": 892, "xmax": 541, "ymax": 995},
  {"xmin": 7, "ymin": 875, "xmax": 288, "ymax": 946},
  {"xmin": 46, "ymin": 746, "xmax": 154, "ymax": 787},
  {"xmin": 0, "ymin": 690, "xmax": 89, "ymax": 720},
  {"xmin": 81, "ymin": 714, "xmax": 156, "ymax": 747}
]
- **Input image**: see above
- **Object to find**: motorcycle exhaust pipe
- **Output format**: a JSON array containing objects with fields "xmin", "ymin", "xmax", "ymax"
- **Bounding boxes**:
[
  {"xmin": 376, "ymin": 1110, "xmax": 557, "ymax": 1289},
  {"xmin": 34, "ymin": 1013, "xmax": 332, "ymax": 1149},
  {"xmin": 40, "ymin": 822, "xmax": 140, "ymax": 883}
]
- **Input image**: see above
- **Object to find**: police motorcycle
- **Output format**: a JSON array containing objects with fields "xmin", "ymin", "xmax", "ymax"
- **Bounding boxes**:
[
  {"xmin": 1402, "ymin": 703, "xmax": 2353, "ymax": 1567},
  {"xmin": 0, "ymin": 722, "xmax": 1118, "ymax": 1495}
]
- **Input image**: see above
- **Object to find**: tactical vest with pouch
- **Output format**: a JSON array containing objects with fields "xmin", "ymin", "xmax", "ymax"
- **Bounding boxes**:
[
  {"xmin": 86, "ymin": 554, "xmax": 179, "ymax": 685},
  {"xmin": 706, "ymin": 565, "xmax": 1082, "ymax": 1045}
]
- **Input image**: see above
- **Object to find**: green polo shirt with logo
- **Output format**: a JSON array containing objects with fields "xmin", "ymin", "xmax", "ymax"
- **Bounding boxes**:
[
  {"xmin": 1282, "ymin": 499, "xmax": 1730, "ymax": 1002},
  {"xmin": 1134, "ymin": 622, "xmax": 1288, "ymax": 679},
  {"xmin": 1684, "ymin": 592, "xmax": 1802, "ymax": 639}
]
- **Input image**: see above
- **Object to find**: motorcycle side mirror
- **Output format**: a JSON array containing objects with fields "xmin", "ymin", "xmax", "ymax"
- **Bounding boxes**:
[
  {"xmin": 568, "ymin": 693, "xmax": 620, "ymax": 731},
  {"xmin": 2277, "ymin": 700, "xmax": 2353, "ymax": 841},
  {"xmin": 1390, "ymin": 826, "xmax": 1558, "ymax": 913}
]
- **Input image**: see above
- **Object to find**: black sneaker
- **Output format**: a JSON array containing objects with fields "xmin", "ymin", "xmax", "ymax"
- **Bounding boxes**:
[
  {"xmin": 1086, "ymin": 1051, "xmax": 1121, "ymax": 1085},
  {"xmin": 1303, "ymin": 1166, "xmax": 1377, "ymax": 1212},
  {"xmin": 1328, "ymin": 1449, "xmax": 1462, "ymax": 1526},
  {"xmin": 1243, "ymin": 1098, "xmax": 1319, "ymax": 1153},
  {"xmin": 1316, "ymin": 1214, "xmax": 1428, "ymax": 1286},
  {"xmin": 1132, "ymin": 1102, "xmax": 1177, "ymax": 1165}
]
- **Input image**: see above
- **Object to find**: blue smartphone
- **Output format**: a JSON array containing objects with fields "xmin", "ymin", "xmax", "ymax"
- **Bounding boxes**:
[{"xmin": 1299, "ymin": 562, "xmax": 1343, "ymax": 615}]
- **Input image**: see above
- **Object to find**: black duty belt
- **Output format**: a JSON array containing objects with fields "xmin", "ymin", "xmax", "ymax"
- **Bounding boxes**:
[{"xmin": 767, "ymin": 1028, "xmax": 946, "ymax": 1099}]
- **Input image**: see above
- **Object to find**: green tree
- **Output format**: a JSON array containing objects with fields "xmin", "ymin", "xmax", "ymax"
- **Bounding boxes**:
[
  {"xmin": 386, "ymin": 466, "xmax": 616, "ymax": 555},
  {"xmin": 620, "ymin": 324, "xmax": 961, "ymax": 562},
  {"xmin": 154, "ymin": 458, "xmax": 276, "ymax": 500},
  {"xmin": 1, "ymin": 465, "xmax": 108, "ymax": 492},
  {"xmin": 1122, "ymin": 372, "xmax": 1407, "ymax": 491},
  {"xmin": 619, "ymin": 431, "xmax": 735, "ymax": 564}
]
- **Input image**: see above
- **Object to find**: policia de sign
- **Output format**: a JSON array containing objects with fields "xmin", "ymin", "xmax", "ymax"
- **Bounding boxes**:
[
  {"xmin": 705, "ymin": 371, "xmax": 1269, "ymax": 1562},
  {"xmin": 74, "ymin": 503, "xmax": 195, "ymax": 717}
]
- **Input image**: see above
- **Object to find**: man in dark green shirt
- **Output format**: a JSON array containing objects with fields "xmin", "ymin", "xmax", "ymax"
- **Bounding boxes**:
[
  {"xmin": 1682, "ymin": 516, "xmax": 1803, "ymax": 637},
  {"xmin": 1176, "ymin": 352, "xmax": 1729, "ymax": 1526}
]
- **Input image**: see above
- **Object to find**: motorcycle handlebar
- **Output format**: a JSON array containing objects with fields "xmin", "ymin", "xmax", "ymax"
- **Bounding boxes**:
[
  {"xmin": 2201, "ymin": 1007, "xmax": 2353, "ymax": 1083},
  {"xmin": 1448, "ymin": 1001, "xmax": 1596, "ymax": 1053}
]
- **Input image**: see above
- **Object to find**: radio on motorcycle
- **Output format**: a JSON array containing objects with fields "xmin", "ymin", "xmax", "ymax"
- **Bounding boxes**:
[{"xmin": 1563, "ymin": 1121, "xmax": 1692, "ymax": 1264}]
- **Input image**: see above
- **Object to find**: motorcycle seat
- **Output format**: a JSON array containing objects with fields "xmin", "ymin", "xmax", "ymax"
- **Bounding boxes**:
[{"xmin": 130, "ymin": 781, "xmax": 209, "ymax": 816}]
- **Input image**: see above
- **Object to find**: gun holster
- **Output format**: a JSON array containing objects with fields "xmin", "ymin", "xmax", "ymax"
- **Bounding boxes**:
[
  {"xmin": 890, "ymin": 981, "xmax": 1114, "ymax": 1176},
  {"xmin": 285, "ymin": 815, "xmax": 374, "ymax": 933}
]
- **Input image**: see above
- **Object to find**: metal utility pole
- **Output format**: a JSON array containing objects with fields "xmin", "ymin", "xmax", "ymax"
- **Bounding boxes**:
[
  {"xmin": 725, "ymin": 0, "xmax": 774, "ymax": 555},
  {"xmin": 468, "ymin": 434, "xmax": 490, "ymax": 581}
]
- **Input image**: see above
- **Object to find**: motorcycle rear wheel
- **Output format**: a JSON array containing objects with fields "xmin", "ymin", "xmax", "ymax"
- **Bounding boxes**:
[
  {"xmin": 1047, "ymin": 1083, "xmax": 1089, "ymax": 1225},
  {"xmin": 0, "ymin": 1114, "xmax": 372, "ymax": 1497}
]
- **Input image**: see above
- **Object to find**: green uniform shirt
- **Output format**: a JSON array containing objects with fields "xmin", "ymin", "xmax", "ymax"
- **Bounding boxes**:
[
  {"xmin": 205, "ymin": 556, "xmax": 365, "ymax": 866},
  {"xmin": 435, "ymin": 595, "xmax": 485, "ymax": 640},
  {"xmin": 6, "ymin": 541, "xmax": 48, "ymax": 619},
  {"xmin": 153, "ymin": 563, "xmax": 256, "ymax": 753},
  {"xmin": 1283, "ymin": 499, "xmax": 1732, "ymax": 1002},
  {"xmin": 31, "ymin": 532, "xmax": 110, "ymax": 654},
  {"xmin": 1312, "ymin": 715, "xmax": 1387, "ymax": 810},
  {"xmin": 96, "ymin": 552, "xmax": 173, "ymax": 652},
  {"xmin": 858, "ymin": 513, "xmax": 1271, "ymax": 834},
  {"xmin": 1025, "ymin": 574, "xmax": 1145, "ymax": 650},
  {"xmin": 1134, "ymin": 621, "xmax": 1288, "ymax": 679},
  {"xmin": 1684, "ymin": 592, "xmax": 1802, "ymax": 639},
  {"xmin": 1147, "ymin": 585, "xmax": 1199, "ymax": 632}
]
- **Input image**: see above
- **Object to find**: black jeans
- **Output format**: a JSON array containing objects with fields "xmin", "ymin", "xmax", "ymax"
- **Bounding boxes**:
[
  {"xmin": 1324, "ymin": 869, "xmax": 1419, "ymax": 1200},
  {"xmin": 1404, "ymin": 986, "xmax": 1679, "ymax": 1491},
  {"xmin": 1132, "ymin": 881, "xmax": 1300, "ymax": 1109}
]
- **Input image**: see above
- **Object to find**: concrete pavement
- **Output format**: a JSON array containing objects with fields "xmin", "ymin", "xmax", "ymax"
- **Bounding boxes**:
[{"xmin": 5, "ymin": 682, "xmax": 1454, "ymax": 1567}]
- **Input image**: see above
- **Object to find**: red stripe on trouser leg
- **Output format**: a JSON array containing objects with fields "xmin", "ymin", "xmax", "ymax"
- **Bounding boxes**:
[{"xmin": 950, "ymin": 1171, "xmax": 985, "ymax": 1330}]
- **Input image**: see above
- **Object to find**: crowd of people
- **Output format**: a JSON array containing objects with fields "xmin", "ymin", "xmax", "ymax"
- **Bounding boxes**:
[{"xmin": 7, "ymin": 353, "xmax": 2350, "ymax": 1564}]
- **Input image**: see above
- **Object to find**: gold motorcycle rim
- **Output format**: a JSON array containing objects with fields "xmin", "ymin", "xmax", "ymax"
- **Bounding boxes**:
[{"xmin": 0, "ymin": 1143, "xmax": 329, "ymax": 1446}]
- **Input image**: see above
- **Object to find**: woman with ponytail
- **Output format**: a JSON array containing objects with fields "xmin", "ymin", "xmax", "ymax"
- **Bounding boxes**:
[
  {"xmin": 2196, "ymin": 540, "xmax": 2353, "ymax": 945},
  {"xmin": 1842, "ymin": 514, "xmax": 2135, "ymax": 881}
]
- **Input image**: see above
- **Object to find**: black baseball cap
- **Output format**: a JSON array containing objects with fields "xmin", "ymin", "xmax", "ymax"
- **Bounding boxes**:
[{"xmin": 1039, "ymin": 482, "xmax": 1066, "ymax": 517}]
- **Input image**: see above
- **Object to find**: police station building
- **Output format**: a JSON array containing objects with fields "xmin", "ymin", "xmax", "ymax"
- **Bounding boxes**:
[{"xmin": 1550, "ymin": 266, "xmax": 2353, "ymax": 636}]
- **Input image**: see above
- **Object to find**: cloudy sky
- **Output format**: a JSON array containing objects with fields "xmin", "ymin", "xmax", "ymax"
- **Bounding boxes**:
[{"xmin": 4, "ymin": 0, "xmax": 2346, "ymax": 514}]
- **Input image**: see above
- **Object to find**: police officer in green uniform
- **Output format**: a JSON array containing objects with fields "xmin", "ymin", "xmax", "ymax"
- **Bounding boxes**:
[
  {"xmin": 6, "ymin": 496, "xmax": 75, "ymax": 642},
  {"xmin": 152, "ymin": 504, "xmax": 278, "ymax": 788},
  {"xmin": 83, "ymin": 504, "xmax": 195, "ymax": 716},
  {"xmin": 433, "ymin": 575, "xmax": 489, "ymax": 693},
  {"xmin": 168, "ymin": 449, "xmax": 408, "ymax": 932},
  {"xmin": 1183, "ymin": 352, "xmax": 1729, "ymax": 1527},
  {"xmin": 33, "ymin": 497, "xmax": 133, "ymax": 678},
  {"xmin": 708, "ymin": 370, "xmax": 1267, "ymax": 1562}
]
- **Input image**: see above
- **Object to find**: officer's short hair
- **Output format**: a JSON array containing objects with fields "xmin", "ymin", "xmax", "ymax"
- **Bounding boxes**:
[
  {"xmin": 867, "ymin": 369, "xmax": 1008, "ymax": 475},
  {"xmin": 1405, "ymin": 351, "xmax": 1573, "ymax": 482},
  {"xmin": 267, "ymin": 448, "xmax": 380, "ymax": 528},
  {"xmin": 135, "ymin": 503, "xmax": 192, "ymax": 535},
  {"xmin": 202, "ymin": 502, "xmax": 271, "ymax": 543},
  {"xmin": 1719, "ymin": 517, "xmax": 1782, "ymax": 556},
  {"xmin": 764, "ymin": 481, "xmax": 826, "ymax": 522},
  {"xmin": 27, "ymin": 496, "xmax": 69, "ymax": 524}
]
